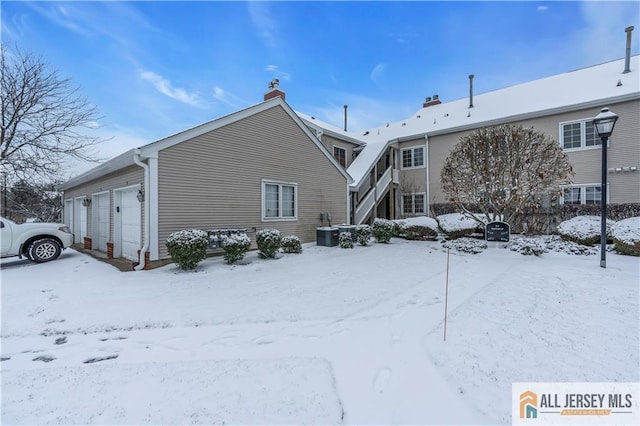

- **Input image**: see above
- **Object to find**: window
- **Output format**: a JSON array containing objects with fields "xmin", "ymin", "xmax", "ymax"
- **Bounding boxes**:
[
  {"xmin": 333, "ymin": 146, "xmax": 346, "ymax": 167},
  {"xmin": 562, "ymin": 188, "xmax": 581, "ymax": 205},
  {"xmin": 560, "ymin": 120, "xmax": 601, "ymax": 150},
  {"xmin": 561, "ymin": 184, "xmax": 606, "ymax": 205},
  {"xmin": 401, "ymin": 146, "xmax": 425, "ymax": 169},
  {"xmin": 262, "ymin": 180, "xmax": 297, "ymax": 221},
  {"xmin": 402, "ymin": 193, "xmax": 426, "ymax": 215}
]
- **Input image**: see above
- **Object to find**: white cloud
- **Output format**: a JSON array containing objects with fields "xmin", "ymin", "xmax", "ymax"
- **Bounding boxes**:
[
  {"xmin": 139, "ymin": 70, "xmax": 204, "ymax": 108},
  {"xmin": 370, "ymin": 63, "xmax": 386, "ymax": 85},
  {"xmin": 264, "ymin": 65, "xmax": 291, "ymax": 81},
  {"xmin": 247, "ymin": 2, "xmax": 277, "ymax": 49},
  {"xmin": 537, "ymin": 5, "xmax": 548, "ymax": 12},
  {"xmin": 572, "ymin": 2, "xmax": 639, "ymax": 64}
]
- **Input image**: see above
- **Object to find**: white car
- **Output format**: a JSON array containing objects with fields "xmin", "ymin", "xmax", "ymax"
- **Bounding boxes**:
[{"xmin": 0, "ymin": 217, "xmax": 74, "ymax": 263}]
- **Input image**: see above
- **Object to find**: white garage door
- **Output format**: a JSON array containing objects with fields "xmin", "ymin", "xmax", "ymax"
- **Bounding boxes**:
[
  {"xmin": 74, "ymin": 198, "xmax": 87, "ymax": 244},
  {"xmin": 118, "ymin": 188, "xmax": 141, "ymax": 261},
  {"xmin": 93, "ymin": 192, "xmax": 109, "ymax": 252}
]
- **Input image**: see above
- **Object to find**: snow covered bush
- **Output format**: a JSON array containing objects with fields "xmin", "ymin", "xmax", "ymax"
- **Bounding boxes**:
[
  {"xmin": 507, "ymin": 235, "xmax": 597, "ymax": 256},
  {"xmin": 437, "ymin": 213, "xmax": 482, "ymax": 239},
  {"xmin": 442, "ymin": 237, "xmax": 487, "ymax": 254},
  {"xmin": 372, "ymin": 218, "xmax": 394, "ymax": 243},
  {"xmin": 507, "ymin": 237, "xmax": 546, "ymax": 256},
  {"xmin": 557, "ymin": 215, "xmax": 614, "ymax": 246},
  {"xmin": 395, "ymin": 216, "xmax": 439, "ymax": 241},
  {"xmin": 256, "ymin": 229, "xmax": 282, "ymax": 259},
  {"xmin": 222, "ymin": 233, "xmax": 251, "ymax": 264},
  {"xmin": 611, "ymin": 217, "xmax": 640, "ymax": 256},
  {"xmin": 339, "ymin": 232, "xmax": 354, "ymax": 249},
  {"xmin": 281, "ymin": 235, "xmax": 302, "ymax": 254},
  {"xmin": 355, "ymin": 224, "xmax": 372, "ymax": 246},
  {"xmin": 166, "ymin": 229, "xmax": 209, "ymax": 270}
]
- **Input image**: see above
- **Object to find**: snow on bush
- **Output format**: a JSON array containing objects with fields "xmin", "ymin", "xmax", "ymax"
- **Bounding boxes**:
[
  {"xmin": 354, "ymin": 224, "xmax": 372, "ymax": 246},
  {"xmin": 508, "ymin": 235, "xmax": 598, "ymax": 256},
  {"xmin": 222, "ymin": 233, "xmax": 251, "ymax": 264},
  {"xmin": 281, "ymin": 235, "xmax": 302, "ymax": 254},
  {"xmin": 611, "ymin": 217, "xmax": 640, "ymax": 256},
  {"xmin": 437, "ymin": 213, "xmax": 482, "ymax": 239},
  {"xmin": 395, "ymin": 217, "xmax": 439, "ymax": 241},
  {"xmin": 339, "ymin": 232, "xmax": 354, "ymax": 249},
  {"xmin": 557, "ymin": 215, "xmax": 615, "ymax": 246},
  {"xmin": 166, "ymin": 229, "xmax": 209, "ymax": 270},
  {"xmin": 372, "ymin": 218, "xmax": 394, "ymax": 243},
  {"xmin": 442, "ymin": 237, "xmax": 487, "ymax": 254},
  {"xmin": 256, "ymin": 229, "xmax": 282, "ymax": 259}
]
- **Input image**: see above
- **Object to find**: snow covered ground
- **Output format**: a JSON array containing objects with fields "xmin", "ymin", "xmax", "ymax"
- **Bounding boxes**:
[{"xmin": 1, "ymin": 235, "xmax": 638, "ymax": 424}]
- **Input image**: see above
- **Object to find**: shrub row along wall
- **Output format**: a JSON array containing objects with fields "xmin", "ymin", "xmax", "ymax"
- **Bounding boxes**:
[{"xmin": 429, "ymin": 203, "xmax": 640, "ymax": 235}]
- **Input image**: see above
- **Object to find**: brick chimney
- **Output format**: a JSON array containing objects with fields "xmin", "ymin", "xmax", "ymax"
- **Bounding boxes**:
[
  {"xmin": 423, "ymin": 94, "xmax": 441, "ymax": 108},
  {"xmin": 264, "ymin": 78, "xmax": 285, "ymax": 101}
]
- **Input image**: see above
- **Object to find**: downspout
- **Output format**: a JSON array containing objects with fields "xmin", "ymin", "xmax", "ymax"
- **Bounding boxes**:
[
  {"xmin": 424, "ymin": 134, "xmax": 430, "ymax": 215},
  {"xmin": 133, "ymin": 148, "xmax": 150, "ymax": 271}
]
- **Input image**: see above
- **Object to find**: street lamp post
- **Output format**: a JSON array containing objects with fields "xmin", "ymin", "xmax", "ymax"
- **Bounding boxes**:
[{"xmin": 592, "ymin": 107, "xmax": 619, "ymax": 268}]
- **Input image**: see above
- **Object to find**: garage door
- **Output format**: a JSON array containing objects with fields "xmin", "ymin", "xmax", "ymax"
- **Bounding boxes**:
[
  {"xmin": 93, "ymin": 193, "xmax": 109, "ymax": 252},
  {"xmin": 118, "ymin": 188, "xmax": 141, "ymax": 261},
  {"xmin": 74, "ymin": 198, "xmax": 87, "ymax": 244}
]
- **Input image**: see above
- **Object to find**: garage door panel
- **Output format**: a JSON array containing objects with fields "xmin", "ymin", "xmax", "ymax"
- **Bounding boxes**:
[{"xmin": 119, "ymin": 189, "xmax": 141, "ymax": 261}]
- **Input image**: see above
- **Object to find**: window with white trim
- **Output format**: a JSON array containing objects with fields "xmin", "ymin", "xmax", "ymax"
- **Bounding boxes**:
[
  {"xmin": 262, "ymin": 180, "xmax": 297, "ymax": 220},
  {"xmin": 401, "ymin": 146, "xmax": 425, "ymax": 169},
  {"xmin": 560, "ymin": 119, "xmax": 600, "ymax": 150},
  {"xmin": 402, "ymin": 193, "xmax": 425, "ymax": 215},
  {"xmin": 561, "ymin": 184, "xmax": 607, "ymax": 205},
  {"xmin": 333, "ymin": 146, "xmax": 346, "ymax": 167}
]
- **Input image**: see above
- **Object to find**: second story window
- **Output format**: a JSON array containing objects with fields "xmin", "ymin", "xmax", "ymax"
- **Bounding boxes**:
[
  {"xmin": 560, "ymin": 120, "xmax": 600, "ymax": 150},
  {"xmin": 333, "ymin": 146, "xmax": 346, "ymax": 167},
  {"xmin": 401, "ymin": 146, "xmax": 425, "ymax": 169}
]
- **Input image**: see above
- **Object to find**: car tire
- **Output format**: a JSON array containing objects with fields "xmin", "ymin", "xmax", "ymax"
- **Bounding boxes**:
[{"xmin": 28, "ymin": 239, "xmax": 62, "ymax": 263}]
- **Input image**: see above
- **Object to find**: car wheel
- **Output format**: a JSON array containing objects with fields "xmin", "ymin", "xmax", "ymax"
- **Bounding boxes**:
[{"xmin": 28, "ymin": 239, "xmax": 62, "ymax": 263}]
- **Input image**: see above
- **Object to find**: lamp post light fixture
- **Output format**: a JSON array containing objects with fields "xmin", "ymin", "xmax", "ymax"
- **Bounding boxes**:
[{"xmin": 592, "ymin": 107, "xmax": 619, "ymax": 268}]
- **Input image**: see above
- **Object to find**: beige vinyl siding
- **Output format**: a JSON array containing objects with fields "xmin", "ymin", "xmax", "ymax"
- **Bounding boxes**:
[
  {"xmin": 61, "ymin": 165, "xmax": 144, "ymax": 244},
  {"xmin": 157, "ymin": 104, "xmax": 348, "ymax": 259},
  {"xmin": 428, "ymin": 99, "xmax": 640, "ymax": 204}
]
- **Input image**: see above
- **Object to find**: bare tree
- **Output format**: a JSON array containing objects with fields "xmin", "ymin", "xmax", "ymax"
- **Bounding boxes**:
[
  {"xmin": 1, "ymin": 45, "xmax": 103, "ymax": 185},
  {"xmin": 4, "ymin": 179, "xmax": 62, "ymax": 222},
  {"xmin": 440, "ymin": 124, "xmax": 574, "ymax": 225}
]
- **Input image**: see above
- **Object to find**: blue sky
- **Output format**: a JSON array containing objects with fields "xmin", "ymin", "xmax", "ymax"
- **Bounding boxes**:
[{"xmin": 2, "ymin": 1, "xmax": 639, "ymax": 177}]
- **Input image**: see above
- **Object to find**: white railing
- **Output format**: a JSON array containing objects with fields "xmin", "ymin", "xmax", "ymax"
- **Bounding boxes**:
[
  {"xmin": 393, "ymin": 169, "xmax": 400, "ymax": 184},
  {"xmin": 354, "ymin": 187, "xmax": 375, "ymax": 224},
  {"xmin": 376, "ymin": 168, "xmax": 392, "ymax": 201},
  {"xmin": 354, "ymin": 167, "xmax": 394, "ymax": 224}
]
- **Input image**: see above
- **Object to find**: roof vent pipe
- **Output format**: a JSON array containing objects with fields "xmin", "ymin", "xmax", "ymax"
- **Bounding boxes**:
[
  {"xmin": 468, "ymin": 74, "xmax": 474, "ymax": 108},
  {"xmin": 344, "ymin": 105, "xmax": 348, "ymax": 131},
  {"xmin": 624, "ymin": 26, "xmax": 634, "ymax": 73}
]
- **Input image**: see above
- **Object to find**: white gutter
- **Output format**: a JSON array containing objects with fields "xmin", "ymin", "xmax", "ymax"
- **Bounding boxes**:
[
  {"xmin": 133, "ymin": 148, "xmax": 150, "ymax": 271},
  {"xmin": 424, "ymin": 134, "xmax": 430, "ymax": 215}
]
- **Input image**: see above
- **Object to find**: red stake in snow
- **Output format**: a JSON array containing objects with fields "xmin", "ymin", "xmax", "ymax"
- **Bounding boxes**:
[{"xmin": 444, "ymin": 248, "xmax": 450, "ymax": 342}]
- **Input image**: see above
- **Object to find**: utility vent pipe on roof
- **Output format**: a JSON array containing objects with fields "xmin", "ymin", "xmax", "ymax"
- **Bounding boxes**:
[
  {"xmin": 468, "ymin": 74, "xmax": 474, "ymax": 108},
  {"xmin": 624, "ymin": 26, "xmax": 634, "ymax": 73},
  {"xmin": 343, "ymin": 105, "xmax": 348, "ymax": 132}
]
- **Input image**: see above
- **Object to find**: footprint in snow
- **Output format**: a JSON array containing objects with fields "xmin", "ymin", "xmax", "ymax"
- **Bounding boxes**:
[
  {"xmin": 54, "ymin": 336, "xmax": 67, "ymax": 345},
  {"xmin": 373, "ymin": 368, "xmax": 392, "ymax": 393},
  {"xmin": 33, "ymin": 355, "xmax": 56, "ymax": 363},
  {"xmin": 83, "ymin": 355, "xmax": 119, "ymax": 364}
]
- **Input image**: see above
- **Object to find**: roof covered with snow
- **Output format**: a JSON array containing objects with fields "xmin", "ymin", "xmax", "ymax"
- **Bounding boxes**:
[{"xmin": 328, "ymin": 56, "xmax": 640, "ymax": 189}]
